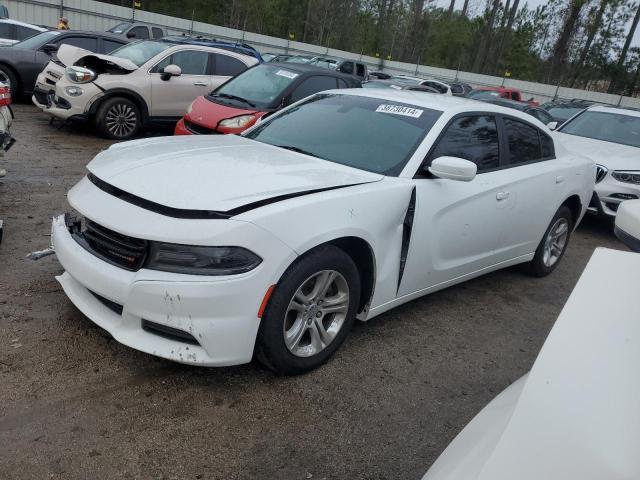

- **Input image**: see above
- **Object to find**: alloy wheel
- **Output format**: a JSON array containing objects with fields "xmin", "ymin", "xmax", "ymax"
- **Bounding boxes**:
[
  {"xmin": 542, "ymin": 217, "xmax": 569, "ymax": 267},
  {"xmin": 283, "ymin": 270, "xmax": 350, "ymax": 358},
  {"xmin": 105, "ymin": 103, "xmax": 137, "ymax": 138}
]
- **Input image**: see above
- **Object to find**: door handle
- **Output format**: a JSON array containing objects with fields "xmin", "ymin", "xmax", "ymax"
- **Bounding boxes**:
[
  {"xmin": 496, "ymin": 191, "xmax": 510, "ymax": 201},
  {"xmin": 193, "ymin": 81, "xmax": 207, "ymax": 86},
  {"xmin": 556, "ymin": 175, "xmax": 565, "ymax": 184}
]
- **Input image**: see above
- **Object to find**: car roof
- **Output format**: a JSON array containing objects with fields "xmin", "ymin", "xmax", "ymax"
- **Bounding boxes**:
[
  {"xmin": 587, "ymin": 105, "xmax": 640, "ymax": 118},
  {"xmin": 59, "ymin": 30, "xmax": 130, "ymax": 41},
  {"xmin": 0, "ymin": 19, "xmax": 47, "ymax": 30},
  {"xmin": 160, "ymin": 35, "xmax": 261, "ymax": 60}
]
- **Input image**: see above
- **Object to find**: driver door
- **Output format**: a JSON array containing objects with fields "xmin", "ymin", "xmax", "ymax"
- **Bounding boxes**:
[
  {"xmin": 397, "ymin": 114, "xmax": 510, "ymax": 296},
  {"xmin": 149, "ymin": 49, "xmax": 213, "ymax": 117}
]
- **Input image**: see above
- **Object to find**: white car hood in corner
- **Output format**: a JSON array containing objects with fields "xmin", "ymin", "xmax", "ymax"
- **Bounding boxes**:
[
  {"xmin": 553, "ymin": 132, "xmax": 640, "ymax": 170},
  {"xmin": 55, "ymin": 44, "xmax": 93, "ymax": 67},
  {"xmin": 87, "ymin": 135, "xmax": 383, "ymax": 213},
  {"xmin": 423, "ymin": 247, "xmax": 640, "ymax": 480}
]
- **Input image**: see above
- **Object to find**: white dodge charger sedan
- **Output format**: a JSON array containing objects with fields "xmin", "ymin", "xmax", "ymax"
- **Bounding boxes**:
[{"xmin": 51, "ymin": 90, "xmax": 594, "ymax": 374}]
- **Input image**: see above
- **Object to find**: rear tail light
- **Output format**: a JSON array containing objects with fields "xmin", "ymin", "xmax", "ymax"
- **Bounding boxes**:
[{"xmin": 0, "ymin": 85, "xmax": 11, "ymax": 106}]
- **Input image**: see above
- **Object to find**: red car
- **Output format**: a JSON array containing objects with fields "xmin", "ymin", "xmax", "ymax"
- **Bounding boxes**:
[
  {"xmin": 468, "ymin": 87, "xmax": 539, "ymax": 106},
  {"xmin": 175, "ymin": 63, "xmax": 361, "ymax": 135}
]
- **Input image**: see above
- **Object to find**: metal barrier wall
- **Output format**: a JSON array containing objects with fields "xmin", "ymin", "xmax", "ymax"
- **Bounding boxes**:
[{"xmin": 4, "ymin": 0, "xmax": 640, "ymax": 108}]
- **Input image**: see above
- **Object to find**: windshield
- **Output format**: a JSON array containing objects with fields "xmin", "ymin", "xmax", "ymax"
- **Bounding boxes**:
[
  {"xmin": 468, "ymin": 90, "xmax": 501, "ymax": 99},
  {"xmin": 13, "ymin": 30, "xmax": 60, "ymax": 49},
  {"xmin": 210, "ymin": 64, "xmax": 299, "ymax": 109},
  {"xmin": 543, "ymin": 105, "xmax": 585, "ymax": 122},
  {"xmin": 244, "ymin": 94, "xmax": 442, "ymax": 175},
  {"xmin": 107, "ymin": 23, "xmax": 131, "ymax": 34},
  {"xmin": 559, "ymin": 111, "xmax": 640, "ymax": 148},
  {"xmin": 108, "ymin": 40, "xmax": 172, "ymax": 66}
]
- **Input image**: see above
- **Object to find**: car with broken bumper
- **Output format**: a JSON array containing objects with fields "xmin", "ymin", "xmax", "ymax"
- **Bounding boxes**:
[{"xmin": 51, "ymin": 90, "xmax": 594, "ymax": 374}]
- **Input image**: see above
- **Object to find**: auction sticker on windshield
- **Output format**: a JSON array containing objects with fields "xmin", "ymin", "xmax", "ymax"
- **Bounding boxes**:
[
  {"xmin": 275, "ymin": 70, "xmax": 298, "ymax": 79},
  {"xmin": 375, "ymin": 104, "xmax": 423, "ymax": 118}
]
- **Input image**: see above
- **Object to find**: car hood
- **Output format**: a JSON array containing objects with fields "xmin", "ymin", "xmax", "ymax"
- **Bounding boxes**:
[
  {"xmin": 553, "ymin": 132, "xmax": 639, "ymax": 170},
  {"xmin": 186, "ymin": 95, "xmax": 264, "ymax": 130},
  {"xmin": 87, "ymin": 134, "xmax": 383, "ymax": 213},
  {"xmin": 56, "ymin": 44, "xmax": 93, "ymax": 67},
  {"xmin": 75, "ymin": 52, "xmax": 138, "ymax": 71},
  {"xmin": 423, "ymin": 247, "xmax": 640, "ymax": 480}
]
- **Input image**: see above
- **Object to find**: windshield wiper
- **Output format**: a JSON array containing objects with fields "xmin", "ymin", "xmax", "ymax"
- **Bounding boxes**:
[
  {"xmin": 276, "ymin": 145, "xmax": 320, "ymax": 158},
  {"xmin": 211, "ymin": 93, "xmax": 256, "ymax": 108}
]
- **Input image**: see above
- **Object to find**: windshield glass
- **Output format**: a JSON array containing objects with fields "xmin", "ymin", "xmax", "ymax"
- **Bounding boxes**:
[
  {"xmin": 244, "ymin": 94, "xmax": 442, "ymax": 175},
  {"xmin": 108, "ymin": 40, "xmax": 172, "ymax": 66},
  {"xmin": 13, "ymin": 30, "xmax": 60, "ymax": 49},
  {"xmin": 559, "ymin": 111, "xmax": 640, "ymax": 148},
  {"xmin": 468, "ymin": 90, "xmax": 501, "ymax": 99},
  {"xmin": 210, "ymin": 64, "xmax": 299, "ymax": 109},
  {"xmin": 543, "ymin": 105, "xmax": 585, "ymax": 122},
  {"xmin": 107, "ymin": 22, "xmax": 131, "ymax": 34}
]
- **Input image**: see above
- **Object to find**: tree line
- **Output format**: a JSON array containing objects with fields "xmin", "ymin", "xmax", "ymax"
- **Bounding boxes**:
[{"xmin": 103, "ymin": 0, "xmax": 640, "ymax": 96}]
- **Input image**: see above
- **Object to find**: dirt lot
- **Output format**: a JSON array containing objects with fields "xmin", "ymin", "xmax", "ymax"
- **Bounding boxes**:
[{"xmin": 0, "ymin": 104, "xmax": 623, "ymax": 479}]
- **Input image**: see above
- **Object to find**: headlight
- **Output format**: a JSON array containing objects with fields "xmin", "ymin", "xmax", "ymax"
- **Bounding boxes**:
[
  {"xmin": 218, "ymin": 114, "xmax": 257, "ymax": 129},
  {"xmin": 611, "ymin": 171, "xmax": 640, "ymax": 185},
  {"xmin": 64, "ymin": 86, "xmax": 84, "ymax": 97},
  {"xmin": 65, "ymin": 66, "xmax": 96, "ymax": 84},
  {"xmin": 145, "ymin": 243, "xmax": 262, "ymax": 275}
]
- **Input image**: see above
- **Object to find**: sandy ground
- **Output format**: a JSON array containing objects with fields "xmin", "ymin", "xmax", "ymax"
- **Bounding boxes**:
[{"xmin": 0, "ymin": 104, "xmax": 623, "ymax": 479}]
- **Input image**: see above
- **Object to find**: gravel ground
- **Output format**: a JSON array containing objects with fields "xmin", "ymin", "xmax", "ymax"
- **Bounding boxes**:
[{"xmin": 0, "ymin": 104, "xmax": 623, "ymax": 480}]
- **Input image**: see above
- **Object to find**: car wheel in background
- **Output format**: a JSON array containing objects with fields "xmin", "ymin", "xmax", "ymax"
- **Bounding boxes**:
[
  {"xmin": 525, "ymin": 205, "xmax": 573, "ymax": 277},
  {"xmin": 256, "ymin": 245, "xmax": 361, "ymax": 375},
  {"xmin": 0, "ymin": 65, "xmax": 18, "ymax": 97},
  {"xmin": 95, "ymin": 97, "xmax": 141, "ymax": 140}
]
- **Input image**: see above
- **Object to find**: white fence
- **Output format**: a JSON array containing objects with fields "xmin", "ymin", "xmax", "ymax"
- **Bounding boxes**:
[{"xmin": 4, "ymin": 0, "xmax": 640, "ymax": 108}]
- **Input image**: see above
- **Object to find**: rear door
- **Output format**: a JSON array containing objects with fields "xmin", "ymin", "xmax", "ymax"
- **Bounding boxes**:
[
  {"xmin": 492, "ymin": 116, "xmax": 563, "ymax": 261},
  {"xmin": 398, "ymin": 114, "xmax": 509, "ymax": 296},
  {"xmin": 149, "ymin": 49, "xmax": 212, "ymax": 117}
]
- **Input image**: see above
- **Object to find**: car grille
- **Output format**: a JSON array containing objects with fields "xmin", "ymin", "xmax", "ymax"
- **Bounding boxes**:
[
  {"xmin": 185, "ymin": 119, "xmax": 217, "ymax": 135},
  {"xmin": 73, "ymin": 219, "xmax": 148, "ymax": 271},
  {"xmin": 596, "ymin": 165, "xmax": 608, "ymax": 183}
]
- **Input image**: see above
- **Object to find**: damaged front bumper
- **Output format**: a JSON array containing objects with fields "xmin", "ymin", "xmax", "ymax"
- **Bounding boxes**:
[{"xmin": 50, "ymin": 213, "xmax": 271, "ymax": 366}]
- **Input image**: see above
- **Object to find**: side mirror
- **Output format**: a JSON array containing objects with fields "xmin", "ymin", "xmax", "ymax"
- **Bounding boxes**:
[
  {"xmin": 160, "ymin": 64, "xmax": 181, "ymax": 81},
  {"xmin": 126, "ymin": 31, "xmax": 136, "ymax": 39},
  {"xmin": 547, "ymin": 121, "xmax": 558, "ymax": 130},
  {"xmin": 614, "ymin": 199, "xmax": 640, "ymax": 252},
  {"xmin": 427, "ymin": 156, "xmax": 477, "ymax": 182},
  {"xmin": 42, "ymin": 43, "xmax": 59, "ymax": 54}
]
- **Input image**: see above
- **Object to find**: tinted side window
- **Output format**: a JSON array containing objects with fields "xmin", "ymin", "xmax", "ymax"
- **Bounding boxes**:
[
  {"xmin": 356, "ymin": 63, "xmax": 365, "ymax": 77},
  {"xmin": 130, "ymin": 26, "xmax": 149, "ymax": 39},
  {"xmin": 289, "ymin": 76, "xmax": 338, "ymax": 103},
  {"xmin": 339, "ymin": 62, "xmax": 354, "ymax": 74},
  {"xmin": 58, "ymin": 36, "xmax": 98, "ymax": 51},
  {"xmin": 504, "ymin": 118, "xmax": 542, "ymax": 165},
  {"xmin": 450, "ymin": 84, "xmax": 463, "ymax": 95},
  {"xmin": 214, "ymin": 54, "xmax": 247, "ymax": 76},
  {"xmin": 541, "ymin": 133, "xmax": 554, "ymax": 158},
  {"xmin": 102, "ymin": 39, "xmax": 125, "ymax": 53},
  {"xmin": 152, "ymin": 27, "xmax": 164, "ymax": 39},
  {"xmin": 424, "ymin": 81, "xmax": 447, "ymax": 94},
  {"xmin": 429, "ymin": 115, "xmax": 500, "ymax": 172},
  {"xmin": 15, "ymin": 25, "xmax": 37, "ymax": 41},
  {"xmin": 0, "ymin": 23, "xmax": 13, "ymax": 39},
  {"xmin": 529, "ymin": 108, "xmax": 553, "ymax": 125}
]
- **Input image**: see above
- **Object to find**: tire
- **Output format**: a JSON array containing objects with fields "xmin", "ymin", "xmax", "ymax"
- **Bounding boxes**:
[
  {"xmin": 0, "ymin": 65, "xmax": 19, "ymax": 97},
  {"xmin": 95, "ymin": 97, "xmax": 141, "ymax": 140},
  {"xmin": 256, "ymin": 245, "xmax": 361, "ymax": 375},
  {"xmin": 525, "ymin": 205, "xmax": 573, "ymax": 277}
]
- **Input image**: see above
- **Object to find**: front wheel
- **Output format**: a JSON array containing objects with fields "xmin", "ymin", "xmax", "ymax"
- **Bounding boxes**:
[
  {"xmin": 256, "ymin": 245, "xmax": 361, "ymax": 375},
  {"xmin": 95, "ymin": 97, "xmax": 141, "ymax": 140},
  {"xmin": 525, "ymin": 205, "xmax": 573, "ymax": 277}
]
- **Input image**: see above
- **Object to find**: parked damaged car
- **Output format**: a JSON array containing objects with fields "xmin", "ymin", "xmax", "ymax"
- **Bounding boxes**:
[
  {"xmin": 51, "ymin": 90, "xmax": 593, "ymax": 375},
  {"xmin": 36, "ymin": 38, "xmax": 258, "ymax": 139},
  {"xmin": 175, "ymin": 62, "xmax": 360, "ymax": 135}
]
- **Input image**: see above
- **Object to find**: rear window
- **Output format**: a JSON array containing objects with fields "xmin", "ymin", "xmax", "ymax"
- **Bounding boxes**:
[{"xmin": 244, "ymin": 94, "xmax": 442, "ymax": 175}]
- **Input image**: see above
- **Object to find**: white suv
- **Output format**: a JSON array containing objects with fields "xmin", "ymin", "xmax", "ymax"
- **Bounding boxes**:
[{"xmin": 39, "ymin": 38, "xmax": 258, "ymax": 139}]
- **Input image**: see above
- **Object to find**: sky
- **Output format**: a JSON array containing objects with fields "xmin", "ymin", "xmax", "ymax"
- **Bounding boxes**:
[{"xmin": 437, "ymin": 0, "xmax": 640, "ymax": 48}]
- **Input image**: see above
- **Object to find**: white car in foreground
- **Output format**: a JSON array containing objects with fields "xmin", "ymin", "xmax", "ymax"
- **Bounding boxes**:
[
  {"xmin": 422, "ymin": 201, "xmax": 640, "ymax": 480},
  {"xmin": 552, "ymin": 105, "xmax": 640, "ymax": 217},
  {"xmin": 51, "ymin": 90, "xmax": 594, "ymax": 374}
]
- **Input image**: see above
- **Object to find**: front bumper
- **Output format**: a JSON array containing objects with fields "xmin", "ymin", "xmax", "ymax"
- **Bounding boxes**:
[
  {"xmin": 590, "ymin": 177, "xmax": 640, "ymax": 217},
  {"xmin": 39, "ymin": 80, "xmax": 101, "ymax": 121},
  {"xmin": 51, "ymin": 213, "xmax": 286, "ymax": 366}
]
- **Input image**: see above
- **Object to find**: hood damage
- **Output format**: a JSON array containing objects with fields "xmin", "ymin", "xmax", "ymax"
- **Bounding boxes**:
[{"xmin": 74, "ymin": 53, "xmax": 138, "ymax": 75}]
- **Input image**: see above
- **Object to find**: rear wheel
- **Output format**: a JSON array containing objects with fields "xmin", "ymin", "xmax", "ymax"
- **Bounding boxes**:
[
  {"xmin": 95, "ymin": 97, "xmax": 141, "ymax": 140},
  {"xmin": 525, "ymin": 205, "xmax": 573, "ymax": 277},
  {"xmin": 256, "ymin": 245, "xmax": 360, "ymax": 375}
]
